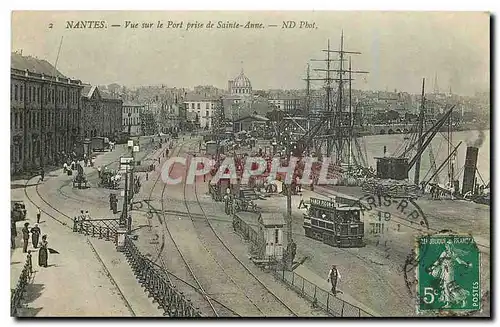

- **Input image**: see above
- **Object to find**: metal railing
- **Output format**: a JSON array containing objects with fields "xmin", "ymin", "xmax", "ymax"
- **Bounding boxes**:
[
  {"xmin": 232, "ymin": 215, "xmax": 265, "ymax": 256},
  {"xmin": 273, "ymin": 267, "xmax": 373, "ymax": 317},
  {"xmin": 11, "ymin": 252, "xmax": 33, "ymax": 316},
  {"xmin": 73, "ymin": 218, "xmax": 120, "ymax": 241},
  {"xmin": 123, "ymin": 236, "xmax": 201, "ymax": 317}
]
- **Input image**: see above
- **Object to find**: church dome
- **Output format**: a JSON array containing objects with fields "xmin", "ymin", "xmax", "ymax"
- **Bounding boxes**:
[{"xmin": 232, "ymin": 70, "xmax": 252, "ymax": 88}]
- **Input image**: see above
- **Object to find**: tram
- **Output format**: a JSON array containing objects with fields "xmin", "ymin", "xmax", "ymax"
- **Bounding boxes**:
[{"xmin": 303, "ymin": 197, "xmax": 365, "ymax": 248}]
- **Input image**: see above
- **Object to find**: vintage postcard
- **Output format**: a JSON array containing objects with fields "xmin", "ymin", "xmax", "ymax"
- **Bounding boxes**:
[{"xmin": 10, "ymin": 11, "xmax": 490, "ymax": 318}]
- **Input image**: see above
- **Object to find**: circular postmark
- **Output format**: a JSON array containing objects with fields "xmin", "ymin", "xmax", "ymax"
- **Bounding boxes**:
[
  {"xmin": 355, "ymin": 194, "xmax": 430, "ymax": 230},
  {"xmin": 406, "ymin": 230, "xmax": 483, "ymax": 317}
]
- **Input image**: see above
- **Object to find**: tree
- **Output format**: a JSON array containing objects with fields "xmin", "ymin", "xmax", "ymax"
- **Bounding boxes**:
[{"xmin": 107, "ymin": 83, "xmax": 121, "ymax": 94}]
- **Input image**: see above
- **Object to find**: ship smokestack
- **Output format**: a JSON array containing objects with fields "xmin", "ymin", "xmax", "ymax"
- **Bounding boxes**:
[{"xmin": 462, "ymin": 146, "xmax": 479, "ymax": 195}]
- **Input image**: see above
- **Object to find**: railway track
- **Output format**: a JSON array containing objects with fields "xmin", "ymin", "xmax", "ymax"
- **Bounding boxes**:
[
  {"xmin": 144, "ymin": 139, "xmax": 237, "ymax": 317},
  {"xmin": 184, "ymin": 161, "xmax": 299, "ymax": 317}
]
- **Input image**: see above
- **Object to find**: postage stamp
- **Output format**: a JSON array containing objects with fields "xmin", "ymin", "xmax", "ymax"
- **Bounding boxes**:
[{"xmin": 416, "ymin": 233, "xmax": 481, "ymax": 313}]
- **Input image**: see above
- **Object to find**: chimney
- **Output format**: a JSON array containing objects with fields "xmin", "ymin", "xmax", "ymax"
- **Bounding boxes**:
[{"xmin": 462, "ymin": 146, "xmax": 479, "ymax": 195}]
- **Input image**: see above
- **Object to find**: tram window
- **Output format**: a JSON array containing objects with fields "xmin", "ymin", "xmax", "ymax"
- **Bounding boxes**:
[
  {"xmin": 319, "ymin": 221, "xmax": 325, "ymax": 228},
  {"xmin": 275, "ymin": 229, "xmax": 279, "ymax": 244},
  {"xmin": 311, "ymin": 219, "xmax": 318, "ymax": 226},
  {"xmin": 326, "ymin": 223, "xmax": 333, "ymax": 230}
]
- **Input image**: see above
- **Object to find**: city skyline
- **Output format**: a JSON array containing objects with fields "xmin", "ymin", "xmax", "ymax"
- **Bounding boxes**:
[{"xmin": 12, "ymin": 11, "xmax": 490, "ymax": 96}]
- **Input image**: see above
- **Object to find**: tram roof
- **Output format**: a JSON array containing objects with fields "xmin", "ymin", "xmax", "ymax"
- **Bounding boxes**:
[{"xmin": 259, "ymin": 212, "xmax": 285, "ymax": 226}]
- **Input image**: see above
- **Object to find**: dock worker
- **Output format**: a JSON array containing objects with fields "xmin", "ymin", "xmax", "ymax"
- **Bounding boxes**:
[{"xmin": 327, "ymin": 264, "xmax": 341, "ymax": 296}]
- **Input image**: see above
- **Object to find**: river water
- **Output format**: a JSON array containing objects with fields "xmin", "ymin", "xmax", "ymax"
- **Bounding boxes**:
[{"xmin": 359, "ymin": 130, "xmax": 490, "ymax": 185}]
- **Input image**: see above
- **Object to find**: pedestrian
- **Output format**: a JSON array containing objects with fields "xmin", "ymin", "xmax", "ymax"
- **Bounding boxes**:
[
  {"xmin": 63, "ymin": 162, "xmax": 68, "ymax": 173},
  {"xmin": 40, "ymin": 168, "xmax": 45, "ymax": 182},
  {"xmin": 38, "ymin": 235, "xmax": 48, "ymax": 268},
  {"xmin": 36, "ymin": 207, "xmax": 41, "ymax": 224},
  {"xmin": 85, "ymin": 210, "xmax": 90, "ymax": 220},
  {"xmin": 11, "ymin": 217, "xmax": 17, "ymax": 250},
  {"xmin": 98, "ymin": 166, "xmax": 102, "ymax": 178},
  {"xmin": 31, "ymin": 223, "xmax": 41, "ymax": 248},
  {"xmin": 22, "ymin": 222, "xmax": 30, "ymax": 253},
  {"xmin": 327, "ymin": 264, "xmax": 341, "ymax": 296},
  {"xmin": 71, "ymin": 160, "xmax": 76, "ymax": 171}
]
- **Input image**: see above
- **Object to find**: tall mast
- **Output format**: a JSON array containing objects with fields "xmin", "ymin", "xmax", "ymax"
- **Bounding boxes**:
[
  {"xmin": 326, "ymin": 39, "xmax": 332, "ymax": 157},
  {"xmin": 348, "ymin": 56, "xmax": 353, "ymax": 167},
  {"xmin": 336, "ymin": 31, "xmax": 344, "ymax": 162},
  {"xmin": 414, "ymin": 78, "xmax": 426, "ymax": 185},
  {"xmin": 309, "ymin": 32, "xmax": 368, "ymax": 162},
  {"xmin": 305, "ymin": 63, "xmax": 311, "ymax": 134}
]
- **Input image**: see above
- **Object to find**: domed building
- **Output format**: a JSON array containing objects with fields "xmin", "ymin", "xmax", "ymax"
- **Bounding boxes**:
[{"xmin": 228, "ymin": 69, "xmax": 252, "ymax": 95}]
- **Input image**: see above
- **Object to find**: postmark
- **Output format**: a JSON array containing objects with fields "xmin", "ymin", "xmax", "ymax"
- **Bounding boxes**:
[
  {"xmin": 416, "ymin": 233, "xmax": 481, "ymax": 314},
  {"xmin": 355, "ymin": 193, "xmax": 430, "ymax": 232}
]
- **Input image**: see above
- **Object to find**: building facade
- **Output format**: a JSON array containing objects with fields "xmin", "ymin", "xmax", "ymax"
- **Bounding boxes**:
[
  {"xmin": 80, "ymin": 85, "xmax": 123, "ymax": 139},
  {"xmin": 11, "ymin": 53, "xmax": 83, "ymax": 174},
  {"xmin": 269, "ymin": 95, "xmax": 302, "ymax": 112},
  {"xmin": 123, "ymin": 102, "xmax": 145, "ymax": 136},
  {"xmin": 183, "ymin": 94, "xmax": 219, "ymax": 129}
]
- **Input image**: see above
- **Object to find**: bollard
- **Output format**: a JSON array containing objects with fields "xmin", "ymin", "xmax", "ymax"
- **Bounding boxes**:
[{"xmin": 341, "ymin": 302, "xmax": 345, "ymax": 316}]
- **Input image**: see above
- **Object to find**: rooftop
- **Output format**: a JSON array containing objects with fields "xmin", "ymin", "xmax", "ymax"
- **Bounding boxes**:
[
  {"xmin": 184, "ymin": 93, "xmax": 220, "ymax": 102},
  {"xmin": 11, "ymin": 52, "xmax": 66, "ymax": 78},
  {"xmin": 259, "ymin": 212, "xmax": 285, "ymax": 226}
]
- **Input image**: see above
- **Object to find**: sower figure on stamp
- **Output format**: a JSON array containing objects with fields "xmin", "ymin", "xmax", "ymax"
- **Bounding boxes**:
[
  {"xmin": 328, "ymin": 264, "xmax": 341, "ymax": 296},
  {"xmin": 426, "ymin": 242, "xmax": 472, "ymax": 308}
]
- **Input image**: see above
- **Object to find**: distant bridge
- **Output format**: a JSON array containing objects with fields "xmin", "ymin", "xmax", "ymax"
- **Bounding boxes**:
[{"xmin": 362, "ymin": 123, "xmax": 416, "ymax": 135}]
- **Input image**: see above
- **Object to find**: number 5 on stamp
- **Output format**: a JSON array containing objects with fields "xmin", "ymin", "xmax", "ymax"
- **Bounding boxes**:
[{"xmin": 416, "ymin": 234, "xmax": 480, "ymax": 313}]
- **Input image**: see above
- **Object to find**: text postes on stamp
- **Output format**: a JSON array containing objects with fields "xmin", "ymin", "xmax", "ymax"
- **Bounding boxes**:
[{"xmin": 416, "ymin": 233, "xmax": 480, "ymax": 314}]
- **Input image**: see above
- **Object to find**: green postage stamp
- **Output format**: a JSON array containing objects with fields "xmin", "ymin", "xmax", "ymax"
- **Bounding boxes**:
[{"xmin": 416, "ymin": 233, "xmax": 481, "ymax": 313}]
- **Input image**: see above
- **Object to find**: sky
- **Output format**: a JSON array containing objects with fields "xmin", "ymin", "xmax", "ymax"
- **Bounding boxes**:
[{"xmin": 11, "ymin": 11, "xmax": 490, "ymax": 96}]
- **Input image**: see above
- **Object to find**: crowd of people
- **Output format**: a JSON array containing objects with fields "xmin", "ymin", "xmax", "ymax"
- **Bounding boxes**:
[{"xmin": 11, "ymin": 218, "xmax": 50, "ymax": 268}]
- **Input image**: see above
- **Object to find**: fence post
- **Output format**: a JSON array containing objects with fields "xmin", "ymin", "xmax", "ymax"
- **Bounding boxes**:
[
  {"xmin": 341, "ymin": 301, "xmax": 345, "ymax": 317},
  {"xmin": 282, "ymin": 269, "xmax": 285, "ymax": 280},
  {"xmin": 301, "ymin": 278, "xmax": 305, "ymax": 295},
  {"xmin": 327, "ymin": 293, "xmax": 330, "ymax": 314},
  {"xmin": 313, "ymin": 285, "xmax": 317, "ymax": 300},
  {"xmin": 292, "ymin": 271, "xmax": 295, "ymax": 286},
  {"xmin": 27, "ymin": 251, "xmax": 32, "ymax": 274}
]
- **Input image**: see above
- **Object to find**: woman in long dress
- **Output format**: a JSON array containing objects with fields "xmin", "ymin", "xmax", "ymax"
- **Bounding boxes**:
[
  {"xmin": 427, "ymin": 242, "xmax": 472, "ymax": 308},
  {"xmin": 38, "ymin": 235, "xmax": 48, "ymax": 267}
]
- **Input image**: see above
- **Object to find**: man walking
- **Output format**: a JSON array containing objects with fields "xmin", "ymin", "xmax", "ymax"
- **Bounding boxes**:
[
  {"xmin": 22, "ymin": 222, "xmax": 30, "ymax": 253},
  {"xmin": 36, "ymin": 207, "xmax": 41, "ymax": 224},
  {"xmin": 327, "ymin": 264, "xmax": 341, "ymax": 296}
]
